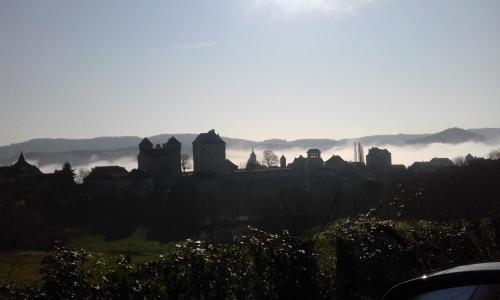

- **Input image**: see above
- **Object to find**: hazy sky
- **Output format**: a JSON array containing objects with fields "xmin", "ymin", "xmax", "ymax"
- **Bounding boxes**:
[{"xmin": 1, "ymin": 0, "xmax": 499, "ymax": 145}]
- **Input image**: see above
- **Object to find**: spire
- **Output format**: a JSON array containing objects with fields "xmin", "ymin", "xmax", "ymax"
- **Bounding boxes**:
[
  {"xmin": 18, "ymin": 152, "xmax": 26, "ymax": 163},
  {"xmin": 14, "ymin": 151, "xmax": 35, "ymax": 168}
]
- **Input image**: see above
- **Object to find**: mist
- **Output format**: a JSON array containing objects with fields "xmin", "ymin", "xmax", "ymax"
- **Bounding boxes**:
[
  {"xmin": 228, "ymin": 141, "xmax": 500, "ymax": 168},
  {"xmin": 29, "ymin": 142, "xmax": 500, "ymax": 174},
  {"xmin": 34, "ymin": 155, "xmax": 138, "ymax": 174}
]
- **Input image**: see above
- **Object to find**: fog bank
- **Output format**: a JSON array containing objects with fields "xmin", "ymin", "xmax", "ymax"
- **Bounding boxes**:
[{"xmin": 29, "ymin": 142, "xmax": 500, "ymax": 174}]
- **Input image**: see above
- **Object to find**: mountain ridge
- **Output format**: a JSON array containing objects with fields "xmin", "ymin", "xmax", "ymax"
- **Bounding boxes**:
[{"xmin": 406, "ymin": 127, "xmax": 486, "ymax": 145}]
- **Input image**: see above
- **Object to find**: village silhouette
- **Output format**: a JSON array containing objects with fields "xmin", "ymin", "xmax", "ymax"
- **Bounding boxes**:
[
  {"xmin": 1, "ymin": 128, "xmax": 470, "ymax": 194},
  {"xmin": 1, "ymin": 129, "xmax": 500, "ymax": 300}
]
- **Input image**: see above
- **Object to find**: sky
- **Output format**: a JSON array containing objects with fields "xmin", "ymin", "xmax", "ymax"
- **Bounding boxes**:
[{"xmin": 1, "ymin": 0, "xmax": 499, "ymax": 145}]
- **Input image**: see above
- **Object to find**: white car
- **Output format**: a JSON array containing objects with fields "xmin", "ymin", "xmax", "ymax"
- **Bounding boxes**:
[{"xmin": 382, "ymin": 262, "xmax": 500, "ymax": 299}]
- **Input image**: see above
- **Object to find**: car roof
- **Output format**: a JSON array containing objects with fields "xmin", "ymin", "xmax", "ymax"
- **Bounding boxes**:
[
  {"xmin": 382, "ymin": 262, "xmax": 500, "ymax": 300},
  {"xmin": 430, "ymin": 262, "xmax": 500, "ymax": 277}
]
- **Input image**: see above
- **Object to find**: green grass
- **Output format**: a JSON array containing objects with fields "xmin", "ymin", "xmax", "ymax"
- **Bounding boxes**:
[
  {"xmin": 67, "ymin": 227, "xmax": 173, "ymax": 256},
  {"xmin": 0, "ymin": 251, "xmax": 45, "ymax": 287},
  {"xmin": 1, "ymin": 227, "xmax": 175, "ymax": 287}
]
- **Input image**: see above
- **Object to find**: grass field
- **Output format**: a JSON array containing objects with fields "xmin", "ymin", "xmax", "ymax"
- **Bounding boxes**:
[
  {"xmin": 0, "ymin": 227, "xmax": 174, "ymax": 287},
  {"xmin": 0, "ymin": 251, "xmax": 45, "ymax": 287}
]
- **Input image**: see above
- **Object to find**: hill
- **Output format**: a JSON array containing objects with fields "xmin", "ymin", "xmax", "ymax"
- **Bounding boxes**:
[{"xmin": 406, "ymin": 127, "xmax": 486, "ymax": 145}]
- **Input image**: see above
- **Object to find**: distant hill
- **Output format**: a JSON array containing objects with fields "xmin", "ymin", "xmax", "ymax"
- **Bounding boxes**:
[
  {"xmin": 468, "ymin": 128, "xmax": 500, "ymax": 142},
  {"xmin": 406, "ymin": 127, "xmax": 486, "ymax": 145},
  {"xmin": 0, "ymin": 127, "xmax": 499, "ymax": 168},
  {"xmin": 346, "ymin": 133, "xmax": 429, "ymax": 146}
]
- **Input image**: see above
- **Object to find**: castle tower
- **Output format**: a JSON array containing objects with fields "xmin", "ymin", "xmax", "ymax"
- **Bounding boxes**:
[
  {"xmin": 192, "ymin": 129, "xmax": 226, "ymax": 173},
  {"xmin": 164, "ymin": 137, "xmax": 181, "ymax": 177},
  {"xmin": 280, "ymin": 155, "xmax": 286, "ymax": 168},
  {"xmin": 306, "ymin": 149, "xmax": 324, "ymax": 169},
  {"xmin": 138, "ymin": 138, "xmax": 153, "ymax": 171},
  {"xmin": 366, "ymin": 147, "xmax": 391, "ymax": 170},
  {"xmin": 307, "ymin": 149, "xmax": 321, "ymax": 159},
  {"xmin": 139, "ymin": 137, "xmax": 153, "ymax": 152},
  {"xmin": 137, "ymin": 136, "xmax": 182, "ymax": 187}
]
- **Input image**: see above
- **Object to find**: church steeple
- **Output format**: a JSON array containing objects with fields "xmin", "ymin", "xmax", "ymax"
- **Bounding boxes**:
[
  {"xmin": 11, "ymin": 152, "xmax": 41, "ymax": 175},
  {"xmin": 246, "ymin": 148, "xmax": 259, "ymax": 170},
  {"xmin": 14, "ymin": 152, "xmax": 30, "ymax": 167},
  {"xmin": 18, "ymin": 152, "xmax": 26, "ymax": 164}
]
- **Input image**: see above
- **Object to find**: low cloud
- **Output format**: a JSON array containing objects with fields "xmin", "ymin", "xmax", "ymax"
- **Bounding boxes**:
[
  {"xmin": 34, "ymin": 156, "xmax": 138, "ymax": 174},
  {"xmin": 228, "ymin": 142, "xmax": 500, "ymax": 167},
  {"xmin": 31, "ymin": 142, "xmax": 500, "ymax": 174},
  {"xmin": 252, "ymin": 0, "xmax": 374, "ymax": 15}
]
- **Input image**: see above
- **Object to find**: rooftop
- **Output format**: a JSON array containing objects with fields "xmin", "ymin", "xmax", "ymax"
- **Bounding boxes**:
[{"xmin": 193, "ymin": 129, "xmax": 225, "ymax": 145}]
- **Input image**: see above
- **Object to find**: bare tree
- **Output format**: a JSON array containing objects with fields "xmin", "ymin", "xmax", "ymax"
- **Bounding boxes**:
[
  {"xmin": 453, "ymin": 156, "xmax": 465, "ymax": 166},
  {"xmin": 489, "ymin": 149, "xmax": 500, "ymax": 160},
  {"xmin": 262, "ymin": 149, "xmax": 279, "ymax": 167},
  {"xmin": 76, "ymin": 168, "xmax": 90, "ymax": 184},
  {"xmin": 181, "ymin": 153, "xmax": 191, "ymax": 172}
]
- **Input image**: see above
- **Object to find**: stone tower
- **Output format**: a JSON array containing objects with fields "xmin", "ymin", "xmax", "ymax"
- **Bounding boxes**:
[
  {"xmin": 137, "ymin": 137, "xmax": 181, "ymax": 186},
  {"xmin": 192, "ymin": 129, "xmax": 226, "ymax": 174},
  {"xmin": 280, "ymin": 155, "xmax": 286, "ymax": 168},
  {"xmin": 163, "ymin": 137, "xmax": 181, "ymax": 178},
  {"xmin": 366, "ymin": 147, "xmax": 392, "ymax": 170}
]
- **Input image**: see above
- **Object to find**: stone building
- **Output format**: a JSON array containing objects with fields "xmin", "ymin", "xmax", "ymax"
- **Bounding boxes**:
[
  {"xmin": 225, "ymin": 159, "xmax": 239, "ymax": 172},
  {"xmin": 325, "ymin": 154, "xmax": 348, "ymax": 171},
  {"xmin": 366, "ymin": 147, "xmax": 392, "ymax": 170},
  {"xmin": 290, "ymin": 155, "xmax": 306, "ymax": 169},
  {"xmin": 289, "ymin": 149, "xmax": 324, "ymax": 170},
  {"xmin": 409, "ymin": 157, "xmax": 454, "ymax": 173},
  {"xmin": 192, "ymin": 129, "xmax": 227, "ymax": 174},
  {"xmin": 137, "ymin": 137, "xmax": 181, "ymax": 185},
  {"xmin": 85, "ymin": 166, "xmax": 128, "ymax": 182},
  {"xmin": 307, "ymin": 149, "xmax": 321, "ymax": 159},
  {"xmin": 306, "ymin": 149, "xmax": 324, "ymax": 169},
  {"xmin": 280, "ymin": 155, "xmax": 286, "ymax": 168}
]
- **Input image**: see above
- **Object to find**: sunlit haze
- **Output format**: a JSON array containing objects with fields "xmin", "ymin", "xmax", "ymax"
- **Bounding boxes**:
[{"xmin": 1, "ymin": 0, "xmax": 499, "ymax": 144}]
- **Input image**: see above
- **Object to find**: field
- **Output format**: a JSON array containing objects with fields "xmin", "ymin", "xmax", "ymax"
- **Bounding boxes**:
[
  {"xmin": 2, "ymin": 217, "xmax": 499, "ymax": 299},
  {"xmin": 0, "ymin": 227, "xmax": 174, "ymax": 287}
]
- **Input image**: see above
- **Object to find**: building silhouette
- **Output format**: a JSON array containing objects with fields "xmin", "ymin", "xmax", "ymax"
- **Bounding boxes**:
[
  {"xmin": 366, "ymin": 147, "xmax": 392, "ymax": 170},
  {"xmin": 307, "ymin": 149, "xmax": 321, "ymax": 159},
  {"xmin": 0, "ymin": 152, "xmax": 42, "ymax": 180},
  {"xmin": 409, "ymin": 157, "xmax": 454, "ymax": 173},
  {"xmin": 85, "ymin": 166, "xmax": 129, "ymax": 181},
  {"xmin": 290, "ymin": 149, "xmax": 324, "ymax": 170},
  {"xmin": 280, "ymin": 155, "xmax": 286, "ymax": 168},
  {"xmin": 137, "ymin": 137, "xmax": 181, "ymax": 185},
  {"xmin": 325, "ymin": 154, "xmax": 348, "ymax": 171},
  {"xmin": 225, "ymin": 159, "xmax": 239, "ymax": 172},
  {"xmin": 192, "ymin": 129, "xmax": 227, "ymax": 173},
  {"xmin": 306, "ymin": 149, "xmax": 324, "ymax": 169},
  {"xmin": 246, "ymin": 149, "xmax": 260, "ymax": 170}
]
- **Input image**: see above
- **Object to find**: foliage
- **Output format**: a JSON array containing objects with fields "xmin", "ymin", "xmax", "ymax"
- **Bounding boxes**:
[
  {"xmin": 3, "ymin": 218, "xmax": 500, "ymax": 300},
  {"xmin": 1, "ymin": 227, "xmax": 321, "ymax": 300},
  {"xmin": 332, "ymin": 212, "xmax": 500, "ymax": 299}
]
